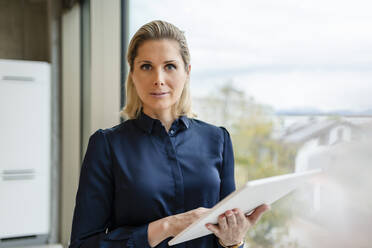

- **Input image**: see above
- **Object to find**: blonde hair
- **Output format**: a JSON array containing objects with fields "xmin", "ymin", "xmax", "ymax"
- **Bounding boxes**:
[{"xmin": 121, "ymin": 20, "xmax": 196, "ymax": 120}]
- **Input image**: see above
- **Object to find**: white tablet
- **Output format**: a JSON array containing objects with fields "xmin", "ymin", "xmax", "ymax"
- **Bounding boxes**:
[{"xmin": 168, "ymin": 169, "xmax": 322, "ymax": 246}]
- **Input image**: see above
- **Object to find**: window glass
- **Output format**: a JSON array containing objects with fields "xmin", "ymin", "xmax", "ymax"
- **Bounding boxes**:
[{"xmin": 128, "ymin": 1, "xmax": 372, "ymax": 247}]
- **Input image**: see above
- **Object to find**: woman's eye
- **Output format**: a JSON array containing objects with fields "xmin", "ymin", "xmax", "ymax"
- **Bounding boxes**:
[
  {"xmin": 140, "ymin": 64, "xmax": 152, "ymax": 70},
  {"xmin": 165, "ymin": 64, "xmax": 176, "ymax": 70}
]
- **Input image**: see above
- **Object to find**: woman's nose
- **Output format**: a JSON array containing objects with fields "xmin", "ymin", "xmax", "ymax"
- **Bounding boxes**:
[
  {"xmin": 154, "ymin": 80, "xmax": 164, "ymax": 86},
  {"xmin": 153, "ymin": 70, "xmax": 165, "ymax": 86}
]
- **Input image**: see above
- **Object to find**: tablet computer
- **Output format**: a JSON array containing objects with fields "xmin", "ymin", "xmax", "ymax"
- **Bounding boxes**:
[{"xmin": 168, "ymin": 169, "xmax": 322, "ymax": 246}]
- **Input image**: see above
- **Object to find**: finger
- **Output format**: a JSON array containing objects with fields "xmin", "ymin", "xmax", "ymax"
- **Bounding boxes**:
[
  {"xmin": 247, "ymin": 204, "xmax": 270, "ymax": 225},
  {"xmin": 225, "ymin": 210, "xmax": 237, "ymax": 227},
  {"xmin": 218, "ymin": 214, "xmax": 228, "ymax": 230},
  {"xmin": 233, "ymin": 208, "xmax": 246, "ymax": 226},
  {"xmin": 249, "ymin": 204, "xmax": 270, "ymax": 224},
  {"xmin": 205, "ymin": 223, "xmax": 220, "ymax": 235}
]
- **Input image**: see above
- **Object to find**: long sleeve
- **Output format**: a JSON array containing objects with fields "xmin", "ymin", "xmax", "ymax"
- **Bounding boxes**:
[
  {"xmin": 216, "ymin": 127, "xmax": 244, "ymax": 248},
  {"xmin": 219, "ymin": 127, "xmax": 236, "ymax": 200},
  {"xmin": 69, "ymin": 129, "xmax": 151, "ymax": 248}
]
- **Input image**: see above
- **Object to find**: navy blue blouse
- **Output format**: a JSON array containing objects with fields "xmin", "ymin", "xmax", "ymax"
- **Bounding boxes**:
[{"xmin": 69, "ymin": 111, "xmax": 240, "ymax": 248}]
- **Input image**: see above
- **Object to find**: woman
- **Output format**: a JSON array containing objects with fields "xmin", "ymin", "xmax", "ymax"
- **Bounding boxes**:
[{"xmin": 69, "ymin": 20, "xmax": 269, "ymax": 248}]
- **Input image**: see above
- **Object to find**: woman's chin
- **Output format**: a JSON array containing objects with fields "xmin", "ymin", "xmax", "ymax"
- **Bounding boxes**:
[{"xmin": 143, "ymin": 103, "xmax": 174, "ymax": 113}]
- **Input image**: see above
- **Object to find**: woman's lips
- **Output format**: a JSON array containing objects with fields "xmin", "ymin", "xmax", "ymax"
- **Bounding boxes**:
[{"xmin": 150, "ymin": 92, "xmax": 169, "ymax": 98}]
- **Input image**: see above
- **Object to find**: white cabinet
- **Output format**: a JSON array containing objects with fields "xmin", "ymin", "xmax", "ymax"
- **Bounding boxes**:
[{"xmin": 0, "ymin": 59, "xmax": 51, "ymax": 246}]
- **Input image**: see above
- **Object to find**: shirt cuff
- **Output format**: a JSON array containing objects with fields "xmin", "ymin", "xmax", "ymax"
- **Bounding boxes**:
[
  {"xmin": 104, "ymin": 223, "xmax": 151, "ymax": 248},
  {"xmin": 127, "ymin": 224, "xmax": 151, "ymax": 247}
]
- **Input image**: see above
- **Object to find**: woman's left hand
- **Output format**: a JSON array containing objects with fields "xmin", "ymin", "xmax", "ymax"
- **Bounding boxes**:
[{"xmin": 205, "ymin": 204, "xmax": 270, "ymax": 246}]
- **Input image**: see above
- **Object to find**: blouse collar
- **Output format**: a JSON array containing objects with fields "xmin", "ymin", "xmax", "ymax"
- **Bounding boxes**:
[{"xmin": 135, "ymin": 110, "xmax": 190, "ymax": 134}]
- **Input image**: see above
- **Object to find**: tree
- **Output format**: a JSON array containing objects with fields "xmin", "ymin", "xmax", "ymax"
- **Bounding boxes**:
[{"xmin": 198, "ymin": 81, "xmax": 301, "ymax": 247}]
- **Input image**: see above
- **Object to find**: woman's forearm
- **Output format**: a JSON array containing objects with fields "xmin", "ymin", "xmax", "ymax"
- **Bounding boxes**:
[{"xmin": 147, "ymin": 216, "xmax": 172, "ymax": 247}]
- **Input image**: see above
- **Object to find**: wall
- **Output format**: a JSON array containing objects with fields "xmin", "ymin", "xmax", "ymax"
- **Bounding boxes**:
[{"xmin": 0, "ymin": 0, "xmax": 49, "ymax": 61}]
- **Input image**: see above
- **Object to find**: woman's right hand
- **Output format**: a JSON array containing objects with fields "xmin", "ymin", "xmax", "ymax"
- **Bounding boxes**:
[
  {"xmin": 148, "ymin": 207, "xmax": 209, "ymax": 247},
  {"xmin": 166, "ymin": 207, "xmax": 210, "ymax": 237}
]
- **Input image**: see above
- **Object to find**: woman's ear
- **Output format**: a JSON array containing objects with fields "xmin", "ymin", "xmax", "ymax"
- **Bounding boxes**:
[
  {"xmin": 187, "ymin": 64, "xmax": 191, "ymax": 76},
  {"xmin": 129, "ymin": 71, "xmax": 135, "ymax": 84}
]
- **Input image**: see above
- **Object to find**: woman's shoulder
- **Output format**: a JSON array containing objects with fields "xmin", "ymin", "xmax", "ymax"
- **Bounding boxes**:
[
  {"xmin": 189, "ymin": 118, "xmax": 230, "ymax": 139},
  {"xmin": 90, "ymin": 119, "xmax": 138, "ymax": 139}
]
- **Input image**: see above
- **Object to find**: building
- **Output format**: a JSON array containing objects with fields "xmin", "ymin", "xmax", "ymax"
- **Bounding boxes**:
[
  {"xmin": 1, "ymin": 1, "xmax": 124, "ymax": 247},
  {"xmin": 279, "ymin": 116, "xmax": 372, "ymax": 247}
]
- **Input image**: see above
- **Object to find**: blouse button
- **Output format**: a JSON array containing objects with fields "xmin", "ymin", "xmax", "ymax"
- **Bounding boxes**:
[{"xmin": 169, "ymin": 129, "xmax": 175, "ymax": 136}]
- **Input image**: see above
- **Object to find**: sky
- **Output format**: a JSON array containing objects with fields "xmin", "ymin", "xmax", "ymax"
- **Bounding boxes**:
[{"xmin": 129, "ymin": 0, "xmax": 372, "ymax": 112}]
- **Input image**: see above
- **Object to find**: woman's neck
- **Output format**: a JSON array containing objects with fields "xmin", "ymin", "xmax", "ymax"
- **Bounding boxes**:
[{"xmin": 143, "ymin": 108, "xmax": 175, "ymax": 132}]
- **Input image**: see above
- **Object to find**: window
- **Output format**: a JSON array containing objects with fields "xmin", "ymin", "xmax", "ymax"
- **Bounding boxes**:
[{"xmin": 128, "ymin": 1, "xmax": 372, "ymax": 247}]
